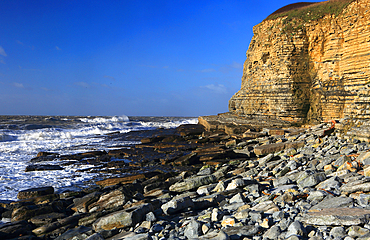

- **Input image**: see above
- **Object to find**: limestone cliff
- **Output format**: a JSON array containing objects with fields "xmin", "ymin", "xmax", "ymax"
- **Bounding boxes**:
[{"xmin": 229, "ymin": 0, "xmax": 370, "ymax": 124}]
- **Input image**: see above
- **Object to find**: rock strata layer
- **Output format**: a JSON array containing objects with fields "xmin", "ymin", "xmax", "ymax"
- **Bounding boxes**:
[{"xmin": 229, "ymin": 0, "xmax": 370, "ymax": 123}]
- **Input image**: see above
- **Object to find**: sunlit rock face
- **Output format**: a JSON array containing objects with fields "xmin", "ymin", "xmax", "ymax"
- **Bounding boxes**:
[{"xmin": 229, "ymin": 0, "xmax": 370, "ymax": 124}]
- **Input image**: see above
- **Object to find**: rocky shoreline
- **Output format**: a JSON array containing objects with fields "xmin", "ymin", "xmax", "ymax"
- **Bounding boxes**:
[{"xmin": 2, "ymin": 117, "xmax": 370, "ymax": 240}]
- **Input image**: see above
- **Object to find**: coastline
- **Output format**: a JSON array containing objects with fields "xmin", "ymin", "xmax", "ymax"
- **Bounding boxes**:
[{"xmin": 1, "ymin": 114, "xmax": 370, "ymax": 239}]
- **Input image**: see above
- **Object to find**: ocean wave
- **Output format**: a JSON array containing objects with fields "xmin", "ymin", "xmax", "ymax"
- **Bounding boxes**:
[
  {"xmin": 79, "ymin": 115, "xmax": 129, "ymax": 123},
  {"xmin": 136, "ymin": 118, "xmax": 198, "ymax": 129},
  {"xmin": 0, "ymin": 133, "xmax": 17, "ymax": 142},
  {"xmin": 0, "ymin": 115, "xmax": 198, "ymax": 200}
]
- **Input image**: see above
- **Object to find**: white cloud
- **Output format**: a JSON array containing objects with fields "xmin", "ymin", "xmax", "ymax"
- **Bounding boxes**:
[
  {"xmin": 229, "ymin": 61, "xmax": 243, "ymax": 69},
  {"xmin": 56, "ymin": 46, "xmax": 61, "ymax": 50},
  {"xmin": 103, "ymin": 75, "xmax": 116, "ymax": 81},
  {"xmin": 16, "ymin": 40, "xmax": 24, "ymax": 45},
  {"xmin": 41, "ymin": 87, "xmax": 52, "ymax": 91},
  {"xmin": 139, "ymin": 64, "xmax": 157, "ymax": 68},
  {"xmin": 0, "ymin": 46, "xmax": 7, "ymax": 57},
  {"xmin": 74, "ymin": 82, "xmax": 90, "ymax": 88},
  {"xmin": 13, "ymin": 82, "xmax": 25, "ymax": 88},
  {"xmin": 201, "ymin": 84, "xmax": 227, "ymax": 94},
  {"xmin": 0, "ymin": 59, "xmax": 5, "ymax": 64},
  {"xmin": 199, "ymin": 68, "xmax": 216, "ymax": 73}
]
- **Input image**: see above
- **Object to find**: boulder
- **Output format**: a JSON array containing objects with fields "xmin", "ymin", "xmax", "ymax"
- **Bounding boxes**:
[
  {"xmin": 193, "ymin": 193, "xmax": 225, "ymax": 210},
  {"xmin": 184, "ymin": 219, "xmax": 202, "ymax": 239},
  {"xmin": 71, "ymin": 191, "xmax": 101, "ymax": 213},
  {"xmin": 169, "ymin": 175, "xmax": 217, "ymax": 192},
  {"xmin": 93, "ymin": 203, "xmax": 153, "ymax": 231},
  {"xmin": 88, "ymin": 189, "xmax": 126, "ymax": 212},
  {"xmin": 11, "ymin": 205, "xmax": 54, "ymax": 222},
  {"xmin": 161, "ymin": 196, "xmax": 194, "ymax": 215}
]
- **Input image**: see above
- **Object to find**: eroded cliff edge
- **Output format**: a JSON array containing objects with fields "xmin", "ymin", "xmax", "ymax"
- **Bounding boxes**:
[{"xmin": 229, "ymin": 0, "xmax": 370, "ymax": 124}]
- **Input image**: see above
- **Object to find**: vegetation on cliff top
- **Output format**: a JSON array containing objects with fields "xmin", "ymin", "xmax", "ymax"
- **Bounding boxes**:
[{"xmin": 265, "ymin": 0, "xmax": 354, "ymax": 22}]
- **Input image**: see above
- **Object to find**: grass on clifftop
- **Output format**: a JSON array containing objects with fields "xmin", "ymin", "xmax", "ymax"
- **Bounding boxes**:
[{"xmin": 265, "ymin": 0, "xmax": 354, "ymax": 22}]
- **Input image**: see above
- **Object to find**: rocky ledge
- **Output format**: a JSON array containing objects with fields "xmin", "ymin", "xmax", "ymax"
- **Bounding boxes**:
[{"xmin": 3, "ymin": 118, "xmax": 370, "ymax": 240}]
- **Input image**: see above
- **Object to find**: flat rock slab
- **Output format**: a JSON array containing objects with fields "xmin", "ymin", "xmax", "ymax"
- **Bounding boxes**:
[
  {"xmin": 310, "ymin": 197, "xmax": 353, "ymax": 210},
  {"xmin": 300, "ymin": 208, "xmax": 370, "ymax": 226},
  {"xmin": 95, "ymin": 174, "xmax": 146, "ymax": 187},
  {"xmin": 254, "ymin": 141, "xmax": 305, "ymax": 156},
  {"xmin": 17, "ymin": 186, "xmax": 54, "ymax": 200},
  {"xmin": 25, "ymin": 164, "xmax": 64, "ymax": 172}
]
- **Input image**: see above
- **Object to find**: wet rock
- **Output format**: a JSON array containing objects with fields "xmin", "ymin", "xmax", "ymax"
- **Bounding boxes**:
[
  {"xmin": 12, "ymin": 204, "xmax": 54, "ymax": 222},
  {"xmin": 17, "ymin": 186, "xmax": 54, "ymax": 200},
  {"xmin": 30, "ymin": 212, "xmax": 67, "ymax": 226},
  {"xmin": 177, "ymin": 124, "xmax": 205, "ymax": 137},
  {"xmin": 95, "ymin": 174, "xmax": 146, "ymax": 187},
  {"xmin": 88, "ymin": 189, "xmax": 127, "ymax": 212},
  {"xmin": 25, "ymin": 164, "xmax": 64, "ymax": 172},
  {"xmin": 0, "ymin": 220, "xmax": 34, "ymax": 239},
  {"xmin": 72, "ymin": 191, "xmax": 102, "ymax": 213},
  {"xmin": 32, "ymin": 215, "xmax": 81, "ymax": 236}
]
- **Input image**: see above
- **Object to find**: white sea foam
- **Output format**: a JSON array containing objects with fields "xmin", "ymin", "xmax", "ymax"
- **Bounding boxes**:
[
  {"xmin": 0, "ymin": 116, "xmax": 198, "ymax": 200},
  {"xmin": 79, "ymin": 115, "xmax": 129, "ymax": 123}
]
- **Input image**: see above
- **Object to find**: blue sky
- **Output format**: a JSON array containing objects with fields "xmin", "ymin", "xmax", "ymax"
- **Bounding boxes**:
[{"xmin": 0, "ymin": 0, "xmax": 322, "ymax": 116}]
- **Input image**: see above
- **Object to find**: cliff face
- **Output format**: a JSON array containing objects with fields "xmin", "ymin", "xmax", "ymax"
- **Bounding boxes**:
[{"xmin": 229, "ymin": 0, "xmax": 370, "ymax": 123}]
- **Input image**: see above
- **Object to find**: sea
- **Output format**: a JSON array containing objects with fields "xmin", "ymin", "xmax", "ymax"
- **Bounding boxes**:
[{"xmin": 0, "ymin": 115, "xmax": 198, "ymax": 201}]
